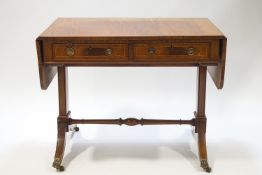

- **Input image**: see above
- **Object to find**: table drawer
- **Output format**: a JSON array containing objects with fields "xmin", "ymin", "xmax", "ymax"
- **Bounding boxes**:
[
  {"xmin": 53, "ymin": 44, "xmax": 128, "ymax": 61},
  {"xmin": 133, "ymin": 43, "xmax": 210, "ymax": 61}
]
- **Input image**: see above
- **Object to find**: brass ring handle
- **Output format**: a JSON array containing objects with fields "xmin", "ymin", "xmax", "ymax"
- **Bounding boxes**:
[
  {"xmin": 187, "ymin": 47, "xmax": 195, "ymax": 55},
  {"xmin": 148, "ymin": 47, "xmax": 156, "ymax": 54},
  {"xmin": 105, "ymin": 48, "xmax": 113, "ymax": 55},
  {"xmin": 66, "ymin": 47, "xmax": 75, "ymax": 56}
]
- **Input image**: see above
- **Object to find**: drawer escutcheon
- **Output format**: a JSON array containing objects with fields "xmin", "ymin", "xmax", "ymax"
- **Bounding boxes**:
[
  {"xmin": 66, "ymin": 47, "xmax": 75, "ymax": 56},
  {"xmin": 148, "ymin": 47, "xmax": 156, "ymax": 55},
  {"xmin": 187, "ymin": 47, "xmax": 195, "ymax": 55},
  {"xmin": 105, "ymin": 48, "xmax": 113, "ymax": 55}
]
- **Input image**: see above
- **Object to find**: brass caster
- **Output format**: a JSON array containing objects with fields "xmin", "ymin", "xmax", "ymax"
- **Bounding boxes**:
[
  {"xmin": 200, "ymin": 160, "xmax": 212, "ymax": 173},
  {"xmin": 70, "ymin": 125, "xmax": 80, "ymax": 132},
  {"xmin": 53, "ymin": 158, "xmax": 65, "ymax": 172},
  {"xmin": 74, "ymin": 126, "xmax": 79, "ymax": 132},
  {"xmin": 56, "ymin": 165, "xmax": 65, "ymax": 172}
]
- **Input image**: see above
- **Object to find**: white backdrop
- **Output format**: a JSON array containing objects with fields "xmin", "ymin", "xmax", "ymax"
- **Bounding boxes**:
[{"xmin": 0, "ymin": 0, "xmax": 262, "ymax": 174}]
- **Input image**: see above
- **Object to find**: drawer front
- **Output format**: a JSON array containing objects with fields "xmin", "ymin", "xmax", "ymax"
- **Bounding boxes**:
[
  {"xmin": 53, "ymin": 44, "xmax": 128, "ymax": 61},
  {"xmin": 133, "ymin": 43, "xmax": 210, "ymax": 61}
]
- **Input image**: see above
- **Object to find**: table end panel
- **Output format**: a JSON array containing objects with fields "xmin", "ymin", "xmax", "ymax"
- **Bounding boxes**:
[
  {"xmin": 36, "ymin": 38, "xmax": 57, "ymax": 90},
  {"xmin": 207, "ymin": 37, "xmax": 227, "ymax": 89}
]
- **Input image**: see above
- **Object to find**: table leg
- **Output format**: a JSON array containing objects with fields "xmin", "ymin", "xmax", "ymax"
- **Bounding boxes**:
[
  {"xmin": 51, "ymin": 65, "xmax": 211, "ymax": 172},
  {"xmin": 195, "ymin": 66, "xmax": 212, "ymax": 173},
  {"xmin": 52, "ymin": 66, "xmax": 69, "ymax": 171}
]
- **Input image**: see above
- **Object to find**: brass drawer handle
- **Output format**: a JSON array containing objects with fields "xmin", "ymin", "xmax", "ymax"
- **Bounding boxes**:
[
  {"xmin": 66, "ymin": 47, "xmax": 75, "ymax": 56},
  {"xmin": 187, "ymin": 47, "xmax": 195, "ymax": 55},
  {"xmin": 105, "ymin": 48, "xmax": 112, "ymax": 55},
  {"xmin": 148, "ymin": 47, "xmax": 156, "ymax": 55}
]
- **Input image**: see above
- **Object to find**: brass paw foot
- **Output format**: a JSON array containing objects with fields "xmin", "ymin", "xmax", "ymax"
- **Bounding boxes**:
[
  {"xmin": 52, "ymin": 158, "xmax": 65, "ymax": 172},
  {"xmin": 200, "ymin": 159, "xmax": 212, "ymax": 173}
]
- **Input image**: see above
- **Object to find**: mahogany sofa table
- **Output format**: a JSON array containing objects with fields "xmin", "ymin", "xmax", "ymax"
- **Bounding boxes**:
[{"xmin": 36, "ymin": 18, "xmax": 227, "ymax": 172}]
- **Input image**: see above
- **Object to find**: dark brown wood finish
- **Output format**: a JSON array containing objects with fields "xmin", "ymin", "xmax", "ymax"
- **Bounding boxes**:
[
  {"xmin": 36, "ymin": 18, "xmax": 226, "ymax": 89},
  {"xmin": 36, "ymin": 18, "xmax": 227, "ymax": 172},
  {"xmin": 69, "ymin": 118, "xmax": 196, "ymax": 126},
  {"xmin": 36, "ymin": 39, "xmax": 57, "ymax": 90},
  {"xmin": 52, "ymin": 67, "xmax": 69, "ymax": 171},
  {"xmin": 207, "ymin": 38, "xmax": 227, "ymax": 89},
  {"xmin": 195, "ymin": 66, "xmax": 211, "ymax": 172}
]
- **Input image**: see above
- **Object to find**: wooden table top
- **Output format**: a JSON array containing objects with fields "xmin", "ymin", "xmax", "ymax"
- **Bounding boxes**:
[
  {"xmin": 39, "ymin": 18, "xmax": 224, "ymax": 39},
  {"xmin": 37, "ymin": 18, "xmax": 226, "ymax": 90}
]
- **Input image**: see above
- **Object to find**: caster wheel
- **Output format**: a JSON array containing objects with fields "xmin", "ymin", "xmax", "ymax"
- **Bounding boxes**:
[
  {"xmin": 201, "ymin": 160, "xmax": 212, "ymax": 173},
  {"xmin": 53, "ymin": 158, "xmax": 65, "ymax": 172},
  {"xmin": 74, "ymin": 126, "xmax": 79, "ymax": 132},
  {"xmin": 57, "ymin": 165, "xmax": 65, "ymax": 172},
  {"xmin": 204, "ymin": 167, "xmax": 212, "ymax": 173}
]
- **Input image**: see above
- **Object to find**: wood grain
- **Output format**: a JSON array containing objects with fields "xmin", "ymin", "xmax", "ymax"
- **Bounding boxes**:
[
  {"xmin": 39, "ymin": 18, "xmax": 224, "ymax": 38},
  {"xmin": 36, "ymin": 18, "xmax": 226, "ymax": 89}
]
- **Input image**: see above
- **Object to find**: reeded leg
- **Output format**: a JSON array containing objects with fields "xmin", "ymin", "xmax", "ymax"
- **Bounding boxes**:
[{"xmin": 195, "ymin": 66, "xmax": 211, "ymax": 173}]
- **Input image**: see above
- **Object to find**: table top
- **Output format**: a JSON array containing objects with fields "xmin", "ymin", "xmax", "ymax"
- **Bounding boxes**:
[
  {"xmin": 39, "ymin": 18, "xmax": 224, "ymax": 39},
  {"xmin": 37, "ymin": 18, "xmax": 226, "ymax": 90}
]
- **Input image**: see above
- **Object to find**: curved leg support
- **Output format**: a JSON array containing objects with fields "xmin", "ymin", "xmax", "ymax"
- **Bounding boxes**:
[
  {"xmin": 52, "ymin": 118, "xmax": 67, "ymax": 171},
  {"xmin": 194, "ymin": 113, "xmax": 211, "ymax": 173},
  {"xmin": 198, "ymin": 132, "xmax": 211, "ymax": 173},
  {"xmin": 195, "ymin": 66, "xmax": 211, "ymax": 173},
  {"xmin": 53, "ymin": 66, "xmax": 69, "ymax": 171}
]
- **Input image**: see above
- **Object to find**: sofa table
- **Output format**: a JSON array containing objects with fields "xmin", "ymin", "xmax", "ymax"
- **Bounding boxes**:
[{"xmin": 36, "ymin": 18, "xmax": 227, "ymax": 172}]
